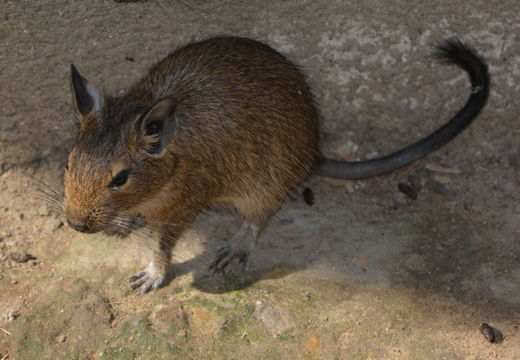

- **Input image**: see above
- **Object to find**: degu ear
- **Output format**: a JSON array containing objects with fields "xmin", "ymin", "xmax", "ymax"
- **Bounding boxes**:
[
  {"xmin": 70, "ymin": 64, "xmax": 103, "ymax": 117},
  {"xmin": 133, "ymin": 98, "xmax": 178, "ymax": 157}
]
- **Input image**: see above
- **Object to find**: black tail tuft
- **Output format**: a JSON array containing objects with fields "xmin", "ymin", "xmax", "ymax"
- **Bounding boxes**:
[{"xmin": 434, "ymin": 38, "xmax": 489, "ymax": 89}]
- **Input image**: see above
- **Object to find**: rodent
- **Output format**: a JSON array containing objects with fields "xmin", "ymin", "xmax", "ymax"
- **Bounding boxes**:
[{"xmin": 63, "ymin": 36, "xmax": 489, "ymax": 293}]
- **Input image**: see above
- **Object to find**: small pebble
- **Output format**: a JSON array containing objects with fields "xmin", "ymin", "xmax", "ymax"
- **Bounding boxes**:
[
  {"xmin": 480, "ymin": 323, "xmax": 494, "ymax": 342},
  {"xmin": 10, "ymin": 252, "xmax": 36, "ymax": 263},
  {"xmin": 57, "ymin": 334, "xmax": 67, "ymax": 343},
  {"xmin": 6, "ymin": 311, "xmax": 19, "ymax": 321},
  {"xmin": 302, "ymin": 188, "xmax": 314, "ymax": 205},
  {"xmin": 398, "ymin": 182, "xmax": 418, "ymax": 200}
]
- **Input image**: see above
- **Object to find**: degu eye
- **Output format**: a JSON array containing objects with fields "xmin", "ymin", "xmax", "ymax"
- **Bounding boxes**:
[{"xmin": 109, "ymin": 169, "xmax": 131, "ymax": 188}]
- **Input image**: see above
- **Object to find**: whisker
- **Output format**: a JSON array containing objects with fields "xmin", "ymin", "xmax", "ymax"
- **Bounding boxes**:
[
  {"xmin": 1, "ymin": 172, "xmax": 66, "ymax": 219},
  {"xmin": 31, "ymin": 189, "xmax": 64, "ymax": 203}
]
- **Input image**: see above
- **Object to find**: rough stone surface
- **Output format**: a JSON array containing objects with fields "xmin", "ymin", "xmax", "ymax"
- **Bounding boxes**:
[{"xmin": 253, "ymin": 300, "xmax": 294, "ymax": 337}]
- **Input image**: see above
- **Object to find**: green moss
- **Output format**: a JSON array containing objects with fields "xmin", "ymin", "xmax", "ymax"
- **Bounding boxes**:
[
  {"xmin": 100, "ymin": 347, "xmax": 135, "ymax": 360},
  {"xmin": 220, "ymin": 314, "xmax": 246, "ymax": 338},
  {"xmin": 276, "ymin": 330, "xmax": 297, "ymax": 343},
  {"xmin": 14, "ymin": 325, "xmax": 46, "ymax": 360},
  {"xmin": 187, "ymin": 296, "xmax": 227, "ymax": 314},
  {"xmin": 242, "ymin": 328, "xmax": 270, "ymax": 343},
  {"xmin": 107, "ymin": 319, "xmax": 192, "ymax": 360}
]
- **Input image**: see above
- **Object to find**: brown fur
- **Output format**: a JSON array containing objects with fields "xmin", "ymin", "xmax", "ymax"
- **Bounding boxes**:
[{"xmin": 64, "ymin": 36, "xmax": 320, "ymax": 292}]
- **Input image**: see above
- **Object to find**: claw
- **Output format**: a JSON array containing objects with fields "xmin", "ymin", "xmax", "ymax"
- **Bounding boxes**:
[
  {"xmin": 217, "ymin": 246, "xmax": 230, "ymax": 255},
  {"xmin": 129, "ymin": 276, "xmax": 147, "ymax": 290},
  {"xmin": 129, "ymin": 271, "xmax": 147, "ymax": 282},
  {"xmin": 209, "ymin": 246, "xmax": 250, "ymax": 275},
  {"xmin": 128, "ymin": 269, "xmax": 165, "ymax": 294},
  {"xmin": 209, "ymin": 246, "xmax": 232, "ymax": 273}
]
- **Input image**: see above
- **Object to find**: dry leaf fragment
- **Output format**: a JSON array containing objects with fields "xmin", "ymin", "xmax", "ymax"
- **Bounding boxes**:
[
  {"xmin": 433, "ymin": 175, "xmax": 451, "ymax": 184},
  {"xmin": 425, "ymin": 163, "xmax": 461, "ymax": 174}
]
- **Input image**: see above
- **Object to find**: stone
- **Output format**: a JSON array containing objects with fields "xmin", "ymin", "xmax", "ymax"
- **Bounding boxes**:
[{"xmin": 252, "ymin": 301, "xmax": 294, "ymax": 337}]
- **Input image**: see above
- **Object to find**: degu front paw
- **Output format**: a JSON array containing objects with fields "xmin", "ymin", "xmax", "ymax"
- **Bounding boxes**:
[{"xmin": 129, "ymin": 263, "xmax": 169, "ymax": 294}]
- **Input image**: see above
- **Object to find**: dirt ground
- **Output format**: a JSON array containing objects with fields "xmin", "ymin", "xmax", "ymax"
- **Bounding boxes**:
[{"xmin": 1, "ymin": 1, "xmax": 519, "ymax": 359}]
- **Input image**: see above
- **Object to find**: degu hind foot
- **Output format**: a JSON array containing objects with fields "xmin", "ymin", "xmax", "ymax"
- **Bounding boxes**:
[{"xmin": 209, "ymin": 220, "xmax": 260, "ymax": 276}]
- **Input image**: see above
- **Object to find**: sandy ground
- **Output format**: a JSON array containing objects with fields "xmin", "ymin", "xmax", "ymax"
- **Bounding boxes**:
[{"xmin": 1, "ymin": 1, "xmax": 519, "ymax": 359}]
